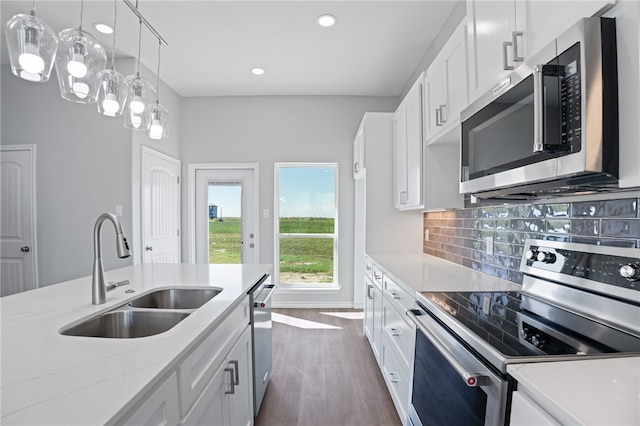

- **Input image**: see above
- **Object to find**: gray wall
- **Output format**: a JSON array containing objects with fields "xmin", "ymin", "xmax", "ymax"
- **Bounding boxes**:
[
  {"xmin": 180, "ymin": 96, "xmax": 398, "ymax": 307},
  {"xmin": 1, "ymin": 58, "xmax": 181, "ymax": 287}
]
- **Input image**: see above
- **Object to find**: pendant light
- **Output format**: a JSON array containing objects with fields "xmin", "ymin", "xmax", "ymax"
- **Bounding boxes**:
[
  {"xmin": 4, "ymin": 0, "xmax": 58, "ymax": 82},
  {"xmin": 97, "ymin": 0, "xmax": 127, "ymax": 117},
  {"xmin": 124, "ymin": 13, "xmax": 155, "ymax": 130},
  {"xmin": 147, "ymin": 40, "xmax": 169, "ymax": 140},
  {"xmin": 54, "ymin": 0, "xmax": 107, "ymax": 103}
]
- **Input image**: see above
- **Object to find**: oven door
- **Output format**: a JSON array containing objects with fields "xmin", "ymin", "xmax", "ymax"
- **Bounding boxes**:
[{"xmin": 407, "ymin": 305, "xmax": 508, "ymax": 426}]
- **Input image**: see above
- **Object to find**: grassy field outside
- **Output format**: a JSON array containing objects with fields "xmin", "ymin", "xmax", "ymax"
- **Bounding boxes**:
[{"xmin": 208, "ymin": 217, "xmax": 334, "ymax": 283}]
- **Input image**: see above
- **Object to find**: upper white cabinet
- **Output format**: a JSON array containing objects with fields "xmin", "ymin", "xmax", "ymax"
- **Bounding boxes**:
[
  {"xmin": 353, "ymin": 124, "xmax": 365, "ymax": 179},
  {"xmin": 424, "ymin": 21, "xmax": 469, "ymax": 144},
  {"xmin": 467, "ymin": 0, "xmax": 615, "ymax": 103},
  {"xmin": 393, "ymin": 75, "xmax": 424, "ymax": 210}
]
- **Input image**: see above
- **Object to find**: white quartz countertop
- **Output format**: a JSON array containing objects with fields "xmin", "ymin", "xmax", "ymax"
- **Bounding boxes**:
[
  {"xmin": 509, "ymin": 357, "xmax": 640, "ymax": 425},
  {"xmin": 1, "ymin": 263, "xmax": 272, "ymax": 425},
  {"xmin": 367, "ymin": 252, "xmax": 521, "ymax": 295}
]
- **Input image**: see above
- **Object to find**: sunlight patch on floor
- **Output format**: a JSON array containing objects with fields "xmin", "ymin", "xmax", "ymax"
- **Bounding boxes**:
[
  {"xmin": 272, "ymin": 313, "xmax": 343, "ymax": 330},
  {"xmin": 320, "ymin": 311, "xmax": 364, "ymax": 320}
]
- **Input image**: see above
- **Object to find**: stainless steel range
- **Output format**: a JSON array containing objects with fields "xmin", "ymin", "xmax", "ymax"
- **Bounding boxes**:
[{"xmin": 407, "ymin": 239, "xmax": 640, "ymax": 426}]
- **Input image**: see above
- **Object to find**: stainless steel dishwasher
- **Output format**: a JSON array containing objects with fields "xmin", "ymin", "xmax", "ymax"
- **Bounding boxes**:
[{"xmin": 248, "ymin": 274, "xmax": 277, "ymax": 416}]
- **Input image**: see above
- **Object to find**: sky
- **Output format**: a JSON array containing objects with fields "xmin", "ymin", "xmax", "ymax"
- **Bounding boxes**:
[{"xmin": 207, "ymin": 166, "xmax": 336, "ymax": 219}]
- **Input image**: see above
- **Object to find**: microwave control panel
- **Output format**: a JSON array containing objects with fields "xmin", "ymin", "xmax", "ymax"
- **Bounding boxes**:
[{"xmin": 559, "ymin": 43, "xmax": 581, "ymax": 150}]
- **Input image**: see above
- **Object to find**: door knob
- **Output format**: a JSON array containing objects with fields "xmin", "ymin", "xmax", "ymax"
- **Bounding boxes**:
[
  {"xmin": 145, "ymin": 246, "xmax": 153, "ymax": 251},
  {"xmin": 249, "ymin": 243, "xmax": 255, "ymax": 248},
  {"xmin": 20, "ymin": 246, "xmax": 30, "ymax": 253}
]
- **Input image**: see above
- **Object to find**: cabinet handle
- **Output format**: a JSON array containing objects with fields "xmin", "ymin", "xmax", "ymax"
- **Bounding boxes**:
[
  {"xmin": 367, "ymin": 284, "xmax": 374, "ymax": 300},
  {"xmin": 512, "ymin": 31, "xmax": 524, "ymax": 62},
  {"xmin": 230, "ymin": 360, "xmax": 240, "ymax": 385},
  {"xmin": 354, "ymin": 162, "xmax": 359, "ymax": 173},
  {"xmin": 388, "ymin": 371, "xmax": 401, "ymax": 383},
  {"xmin": 366, "ymin": 265, "xmax": 372, "ymax": 271},
  {"xmin": 225, "ymin": 367, "xmax": 236, "ymax": 394},
  {"xmin": 389, "ymin": 327, "xmax": 402, "ymax": 337},
  {"xmin": 439, "ymin": 104, "xmax": 447, "ymax": 124},
  {"xmin": 502, "ymin": 41, "xmax": 514, "ymax": 70},
  {"xmin": 390, "ymin": 291, "xmax": 401, "ymax": 300},
  {"xmin": 435, "ymin": 107, "xmax": 442, "ymax": 127},
  {"xmin": 373, "ymin": 272, "xmax": 381, "ymax": 281},
  {"xmin": 399, "ymin": 191, "xmax": 408, "ymax": 205}
]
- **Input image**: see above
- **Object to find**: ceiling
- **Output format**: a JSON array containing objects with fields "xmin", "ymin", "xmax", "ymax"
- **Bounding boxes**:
[{"xmin": 1, "ymin": 1, "xmax": 458, "ymax": 97}]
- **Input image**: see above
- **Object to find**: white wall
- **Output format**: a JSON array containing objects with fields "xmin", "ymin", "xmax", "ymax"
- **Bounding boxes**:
[
  {"xmin": 180, "ymin": 96, "xmax": 398, "ymax": 307},
  {"xmin": 1, "ymin": 58, "xmax": 181, "ymax": 287}
]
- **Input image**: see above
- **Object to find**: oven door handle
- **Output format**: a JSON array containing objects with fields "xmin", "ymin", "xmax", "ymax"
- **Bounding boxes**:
[
  {"xmin": 406, "ymin": 309, "xmax": 490, "ymax": 388},
  {"xmin": 254, "ymin": 284, "xmax": 277, "ymax": 308}
]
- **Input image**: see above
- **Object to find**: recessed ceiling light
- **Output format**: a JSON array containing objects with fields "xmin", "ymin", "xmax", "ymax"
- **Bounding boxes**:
[
  {"xmin": 251, "ymin": 67, "xmax": 265, "ymax": 76},
  {"xmin": 93, "ymin": 22, "xmax": 113, "ymax": 34},
  {"xmin": 317, "ymin": 14, "xmax": 337, "ymax": 28}
]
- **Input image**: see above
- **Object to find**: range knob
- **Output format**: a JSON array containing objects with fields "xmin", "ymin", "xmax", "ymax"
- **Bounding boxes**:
[
  {"xmin": 619, "ymin": 264, "xmax": 640, "ymax": 282},
  {"xmin": 525, "ymin": 249, "xmax": 538, "ymax": 261},
  {"xmin": 536, "ymin": 251, "xmax": 556, "ymax": 264},
  {"xmin": 530, "ymin": 334, "xmax": 546, "ymax": 348}
]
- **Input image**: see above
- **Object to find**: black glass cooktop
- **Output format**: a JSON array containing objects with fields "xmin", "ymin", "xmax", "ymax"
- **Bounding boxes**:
[{"xmin": 420, "ymin": 290, "xmax": 627, "ymax": 359}]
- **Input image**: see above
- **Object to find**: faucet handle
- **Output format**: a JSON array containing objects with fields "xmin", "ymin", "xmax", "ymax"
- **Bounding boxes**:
[{"xmin": 106, "ymin": 280, "xmax": 130, "ymax": 292}]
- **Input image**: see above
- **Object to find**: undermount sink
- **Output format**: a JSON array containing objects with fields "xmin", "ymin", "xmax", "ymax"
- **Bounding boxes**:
[
  {"xmin": 60, "ymin": 310, "xmax": 190, "ymax": 338},
  {"xmin": 126, "ymin": 288, "xmax": 223, "ymax": 309},
  {"xmin": 60, "ymin": 287, "xmax": 223, "ymax": 338}
]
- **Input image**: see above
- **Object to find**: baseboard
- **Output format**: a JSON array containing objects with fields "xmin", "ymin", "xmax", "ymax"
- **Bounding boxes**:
[{"xmin": 272, "ymin": 301, "xmax": 356, "ymax": 309}]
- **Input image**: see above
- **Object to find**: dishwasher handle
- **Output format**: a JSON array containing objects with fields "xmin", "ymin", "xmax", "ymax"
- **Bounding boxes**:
[
  {"xmin": 406, "ymin": 308, "xmax": 490, "ymax": 388},
  {"xmin": 254, "ymin": 284, "xmax": 277, "ymax": 308}
]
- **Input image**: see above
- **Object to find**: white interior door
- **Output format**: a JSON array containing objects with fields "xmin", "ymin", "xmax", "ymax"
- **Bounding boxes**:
[
  {"xmin": 194, "ymin": 168, "xmax": 257, "ymax": 264},
  {"xmin": 141, "ymin": 147, "xmax": 181, "ymax": 263},
  {"xmin": 1, "ymin": 145, "xmax": 37, "ymax": 296}
]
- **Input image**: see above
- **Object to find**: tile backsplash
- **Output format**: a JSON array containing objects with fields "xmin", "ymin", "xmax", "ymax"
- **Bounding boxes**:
[{"xmin": 423, "ymin": 197, "xmax": 640, "ymax": 285}]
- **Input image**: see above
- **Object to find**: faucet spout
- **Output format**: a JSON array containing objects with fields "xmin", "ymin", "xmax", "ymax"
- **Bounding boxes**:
[{"xmin": 92, "ymin": 213, "xmax": 131, "ymax": 305}]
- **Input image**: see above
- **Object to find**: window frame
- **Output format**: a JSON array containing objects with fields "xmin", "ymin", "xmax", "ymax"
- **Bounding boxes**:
[{"xmin": 274, "ymin": 162, "xmax": 339, "ymax": 289}]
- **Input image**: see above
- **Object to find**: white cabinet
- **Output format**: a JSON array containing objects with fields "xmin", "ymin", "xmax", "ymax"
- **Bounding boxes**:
[
  {"xmin": 424, "ymin": 21, "xmax": 469, "ymax": 144},
  {"xmin": 510, "ymin": 391, "xmax": 560, "ymax": 426},
  {"xmin": 182, "ymin": 327, "xmax": 253, "ymax": 426},
  {"xmin": 116, "ymin": 373, "xmax": 180, "ymax": 426},
  {"xmin": 353, "ymin": 124, "xmax": 365, "ymax": 179},
  {"xmin": 394, "ymin": 75, "xmax": 423, "ymax": 210},
  {"xmin": 364, "ymin": 274, "xmax": 383, "ymax": 364},
  {"xmin": 467, "ymin": 0, "xmax": 615, "ymax": 103}
]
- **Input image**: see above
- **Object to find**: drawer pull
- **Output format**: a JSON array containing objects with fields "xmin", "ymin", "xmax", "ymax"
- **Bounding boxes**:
[
  {"xmin": 390, "ymin": 292, "xmax": 401, "ymax": 300},
  {"xmin": 388, "ymin": 371, "xmax": 401, "ymax": 383},
  {"xmin": 373, "ymin": 273, "xmax": 381, "ymax": 281},
  {"xmin": 366, "ymin": 265, "xmax": 372, "ymax": 271},
  {"xmin": 389, "ymin": 327, "xmax": 402, "ymax": 337},
  {"xmin": 224, "ymin": 367, "xmax": 236, "ymax": 395}
]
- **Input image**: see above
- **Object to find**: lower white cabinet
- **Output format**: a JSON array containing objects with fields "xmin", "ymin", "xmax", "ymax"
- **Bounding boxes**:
[
  {"xmin": 116, "ymin": 373, "xmax": 180, "ymax": 426},
  {"xmin": 510, "ymin": 391, "xmax": 560, "ymax": 426},
  {"xmin": 116, "ymin": 297, "xmax": 253, "ymax": 426},
  {"xmin": 364, "ymin": 273, "xmax": 383, "ymax": 364},
  {"xmin": 182, "ymin": 326, "xmax": 253, "ymax": 426}
]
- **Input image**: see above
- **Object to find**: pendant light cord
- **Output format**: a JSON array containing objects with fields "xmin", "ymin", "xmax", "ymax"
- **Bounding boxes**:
[
  {"xmin": 135, "ymin": 0, "xmax": 141, "ymax": 76},
  {"xmin": 111, "ymin": 0, "xmax": 117, "ymax": 68},
  {"xmin": 79, "ymin": 0, "xmax": 84, "ymax": 30},
  {"xmin": 31, "ymin": 0, "xmax": 36, "ymax": 13},
  {"xmin": 155, "ymin": 40, "xmax": 161, "ymax": 102}
]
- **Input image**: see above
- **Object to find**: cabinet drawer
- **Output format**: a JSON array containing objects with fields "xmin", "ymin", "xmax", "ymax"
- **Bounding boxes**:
[
  {"xmin": 381, "ymin": 335, "xmax": 410, "ymax": 423},
  {"xmin": 382, "ymin": 301, "xmax": 416, "ymax": 376},
  {"xmin": 364, "ymin": 258, "xmax": 374, "ymax": 280},
  {"xmin": 383, "ymin": 275, "xmax": 415, "ymax": 311},
  {"xmin": 177, "ymin": 299, "xmax": 250, "ymax": 416},
  {"xmin": 371, "ymin": 265, "xmax": 383, "ymax": 289}
]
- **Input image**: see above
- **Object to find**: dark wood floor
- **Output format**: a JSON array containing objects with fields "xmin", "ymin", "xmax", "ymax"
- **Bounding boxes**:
[{"xmin": 255, "ymin": 308, "xmax": 402, "ymax": 426}]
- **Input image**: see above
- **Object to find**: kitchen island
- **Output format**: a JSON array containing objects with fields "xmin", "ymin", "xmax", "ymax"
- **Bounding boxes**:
[{"xmin": 0, "ymin": 263, "xmax": 271, "ymax": 425}]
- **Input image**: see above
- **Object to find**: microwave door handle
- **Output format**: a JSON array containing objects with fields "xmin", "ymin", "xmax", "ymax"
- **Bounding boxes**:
[{"xmin": 533, "ymin": 65, "xmax": 545, "ymax": 153}]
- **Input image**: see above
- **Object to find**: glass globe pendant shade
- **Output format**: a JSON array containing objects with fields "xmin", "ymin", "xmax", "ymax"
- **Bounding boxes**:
[
  {"xmin": 54, "ymin": 28, "xmax": 107, "ymax": 103},
  {"xmin": 147, "ymin": 101, "xmax": 169, "ymax": 140},
  {"xmin": 5, "ymin": 12, "xmax": 58, "ymax": 82},
  {"xmin": 97, "ymin": 67, "xmax": 127, "ymax": 117},
  {"xmin": 124, "ymin": 75, "xmax": 155, "ymax": 130}
]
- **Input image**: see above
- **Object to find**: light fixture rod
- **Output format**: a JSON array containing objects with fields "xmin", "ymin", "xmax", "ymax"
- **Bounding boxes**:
[{"xmin": 121, "ymin": 0, "xmax": 168, "ymax": 47}]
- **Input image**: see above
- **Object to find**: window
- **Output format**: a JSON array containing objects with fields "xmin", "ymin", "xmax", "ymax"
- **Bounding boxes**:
[{"xmin": 275, "ymin": 163, "xmax": 338, "ymax": 287}]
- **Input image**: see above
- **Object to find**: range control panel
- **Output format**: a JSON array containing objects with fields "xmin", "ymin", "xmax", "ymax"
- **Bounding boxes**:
[{"xmin": 522, "ymin": 240, "xmax": 640, "ymax": 293}]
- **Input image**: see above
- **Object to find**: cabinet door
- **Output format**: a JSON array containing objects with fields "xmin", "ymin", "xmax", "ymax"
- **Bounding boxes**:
[
  {"xmin": 372, "ymin": 285, "xmax": 383, "ymax": 363},
  {"xmin": 121, "ymin": 373, "xmax": 180, "ymax": 426},
  {"xmin": 510, "ymin": 391, "xmax": 560, "ymax": 425},
  {"xmin": 364, "ymin": 276, "xmax": 375, "ymax": 344},
  {"xmin": 393, "ymin": 109, "xmax": 408, "ymax": 209},
  {"xmin": 353, "ymin": 125, "xmax": 365, "ymax": 179},
  {"xmin": 441, "ymin": 22, "xmax": 468, "ymax": 129},
  {"xmin": 403, "ymin": 78, "xmax": 423, "ymax": 209},
  {"xmin": 226, "ymin": 327, "xmax": 253, "ymax": 426},
  {"xmin": 423, "ymin": 61, "xmax": 444, "ymax": 142},
  {"xmin": 467, "ymin": 0, "xmax": 521, "ymax": 101},
  {"xmin": 180, "ymin": 366, "xmax": 228, "ymax": 426}
]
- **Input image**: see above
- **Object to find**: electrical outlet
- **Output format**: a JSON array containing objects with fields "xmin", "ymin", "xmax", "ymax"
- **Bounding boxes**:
[
  {"xmin": 485, "ymin": 236, "xmax": 493, "ymax": 255},
  {"xmin": 263, "ymin": 209, "xmax": 270, "ymax": 218},
  {"xmin": 424, "ymin": 229, "xmax": 429, "ymax": 242},
  {"xmin": 482, "ymin": 295, "xmax": 491, "ymax": 316}
]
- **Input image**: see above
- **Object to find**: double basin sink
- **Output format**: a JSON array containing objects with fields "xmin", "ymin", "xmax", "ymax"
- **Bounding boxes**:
[{"xmin": 60, "ymin": 288, "xmax": 222, "ymax": 339}]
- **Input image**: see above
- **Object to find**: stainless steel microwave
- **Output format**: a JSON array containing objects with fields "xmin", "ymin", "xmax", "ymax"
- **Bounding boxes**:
[{"xmin": 460, "ymin": 17, "xmax": 618, "ymax": 199}]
